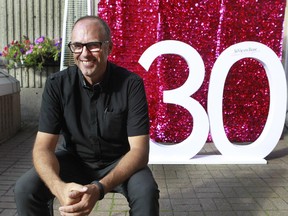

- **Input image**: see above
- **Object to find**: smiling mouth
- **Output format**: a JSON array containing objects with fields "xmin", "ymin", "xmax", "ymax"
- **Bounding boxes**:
[{"xmin": 80, "ymin": 60, "xmax": 95, "ymax": 66}]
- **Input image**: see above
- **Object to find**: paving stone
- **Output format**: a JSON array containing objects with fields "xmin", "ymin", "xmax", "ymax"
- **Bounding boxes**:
[
  {"xmin": 1, "ymin": 124, "xmax": 288, "ymax": 215},
  {"xmin": 0, "ymin": 209, "xmax": 17, "ymax": 216}
]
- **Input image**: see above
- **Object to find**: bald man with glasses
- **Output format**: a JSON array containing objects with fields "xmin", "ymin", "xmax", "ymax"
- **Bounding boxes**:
[{"xmin": 14, "ymin": 15, "xmax": 159, "ymax": 216}]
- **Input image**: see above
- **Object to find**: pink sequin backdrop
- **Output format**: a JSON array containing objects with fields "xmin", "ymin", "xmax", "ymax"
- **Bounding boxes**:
[{"xmin": 98, "ymin": 0, "xmax": 286, "ymax": 143}]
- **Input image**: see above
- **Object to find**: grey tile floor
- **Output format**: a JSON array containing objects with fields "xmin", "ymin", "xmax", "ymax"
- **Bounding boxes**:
[{"xmin": 1, "ymin": 122, "xmax": 288, "ymax": 216}]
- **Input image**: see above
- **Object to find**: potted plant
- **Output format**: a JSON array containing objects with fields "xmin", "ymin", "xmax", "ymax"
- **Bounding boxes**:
[
  {"xmin": 0, "ymin": 36, "xmax": 62, "ymax": 122},
  {"xmin": 0, "ymin": 36, "xmax": 62, "ymax": 69}
]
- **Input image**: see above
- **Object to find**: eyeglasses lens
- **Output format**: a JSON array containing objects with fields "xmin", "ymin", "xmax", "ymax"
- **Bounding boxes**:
[{"xmin": 69, "ymin": 42, "xmax": 102, "ymax": 53}]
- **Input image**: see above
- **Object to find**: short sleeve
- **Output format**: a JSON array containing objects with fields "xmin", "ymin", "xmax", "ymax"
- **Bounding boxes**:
[
  {"xmin": 38, "ymin": 76, "xmax": 63, "ymax": 134},
  {"xmin": 127, "ymin": 77, "xmax": 149, "ymax": 136}
]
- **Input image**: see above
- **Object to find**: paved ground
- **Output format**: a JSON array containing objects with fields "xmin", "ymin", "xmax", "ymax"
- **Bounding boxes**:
[{"xmin": 1, "ymin": 123, "xmax": 288, "ymax": 216}]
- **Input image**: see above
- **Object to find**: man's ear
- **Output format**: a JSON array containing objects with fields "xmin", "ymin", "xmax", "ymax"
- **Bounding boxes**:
[{"xmin": 108, "ymin": 41, "xmax": 113, "ymax": 55}]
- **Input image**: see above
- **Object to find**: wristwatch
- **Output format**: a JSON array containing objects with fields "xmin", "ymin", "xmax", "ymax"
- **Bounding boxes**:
[{"xmin": 91, "ymin": 180, "xmax": 105, "ymax": 200}]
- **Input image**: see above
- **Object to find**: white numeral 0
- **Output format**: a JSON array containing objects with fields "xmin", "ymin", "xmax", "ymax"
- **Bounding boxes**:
[
  {"xmin": 139, "ymin": 40, "xmax": 287, "ymax": 164},
  {"xmin": 208, "ymin": 41, "xmax": 287, "ymax": 159}
]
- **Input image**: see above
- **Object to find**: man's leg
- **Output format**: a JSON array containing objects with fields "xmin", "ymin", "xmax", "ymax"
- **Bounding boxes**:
[
  {"xmin": 116, "ymin": 166, "xmax": 160, "ymax": 216},
  {"xmin": 14, "ymin": 167, "xmax": 54, "ymax": 216},
  {"xmin": 93, "ymin": 161, "xmax": 159, "ymax": 215},
  {"xmin": 14, "ymin": 150, "xmax": 92, "ymax": 216}
]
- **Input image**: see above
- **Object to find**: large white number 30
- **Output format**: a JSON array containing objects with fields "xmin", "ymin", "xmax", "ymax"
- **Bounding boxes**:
[{"xmin": 139, "ymin": 40, "xmax": 287, "ymax": 164}]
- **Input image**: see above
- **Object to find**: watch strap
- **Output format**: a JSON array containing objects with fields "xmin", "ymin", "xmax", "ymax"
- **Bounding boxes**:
[{"xmin": 91, "ymin": 180, "xmax": 105, "ymax": 200}]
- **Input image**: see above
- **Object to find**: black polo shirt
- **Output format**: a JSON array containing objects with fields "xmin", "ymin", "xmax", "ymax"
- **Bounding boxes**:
[{"xmin": 39, "ymin": 62, "xmax": 149, "ymax": 168}]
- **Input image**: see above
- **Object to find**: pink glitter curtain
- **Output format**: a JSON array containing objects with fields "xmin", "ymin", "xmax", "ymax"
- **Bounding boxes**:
[{"xmin": 98, "ymin": 0, "xmax": 286, "ymax": 143}]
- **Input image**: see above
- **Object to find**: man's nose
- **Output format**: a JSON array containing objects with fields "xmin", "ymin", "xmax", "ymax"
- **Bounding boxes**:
[{"xmin": 81, "ymin": 45, "xmax": 92, "ymax": 56}]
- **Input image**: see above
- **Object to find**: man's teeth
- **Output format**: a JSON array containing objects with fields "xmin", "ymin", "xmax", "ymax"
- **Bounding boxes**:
[{"xmin": 82, "ymin": 61, "xmax": 92, "ymax": 64}]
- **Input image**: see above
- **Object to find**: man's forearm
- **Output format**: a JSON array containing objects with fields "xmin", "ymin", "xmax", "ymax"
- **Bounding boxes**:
[
  {"xmin": 99, "ymin": 135, "xmax": 149, "ymax": 194},
  {"xmin": 100, "ymin": 150, "xmax": 147, "ymax": 193},
  {"xmin": 33, "ymin": 148, "xmax": 63, "ymax": 194},
  {"xmin": 32, "ymin": 132, "xmax": 63, "ymax": 195}
]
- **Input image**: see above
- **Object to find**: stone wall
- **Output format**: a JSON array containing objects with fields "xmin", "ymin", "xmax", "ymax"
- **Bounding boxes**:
[{"xmin": 8, "ymin": 66, "xmax": 60, "ymax": 122}]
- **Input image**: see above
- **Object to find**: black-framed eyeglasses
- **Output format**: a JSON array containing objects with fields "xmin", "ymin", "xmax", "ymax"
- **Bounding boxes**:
[{"xmin": 68, "ymin": 41, "xmax": 109, "ymax": 54}]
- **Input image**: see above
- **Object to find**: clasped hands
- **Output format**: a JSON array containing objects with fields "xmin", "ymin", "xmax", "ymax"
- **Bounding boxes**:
[{"xmin": 56, "ymin": 182, "xmax": 100, "ymax": 216}]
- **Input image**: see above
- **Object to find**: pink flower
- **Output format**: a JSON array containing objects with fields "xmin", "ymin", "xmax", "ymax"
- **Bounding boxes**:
[
  {"xmin": 25, "ymin": 49, "xmax": 33, "ymax": 55},
  {"xmin": 35, "ymin": 36, "xmax": 45, "ymax": 44},
  {"xmin": 25, "ymin": 46, "xmax": 34, "ymax": 55}
]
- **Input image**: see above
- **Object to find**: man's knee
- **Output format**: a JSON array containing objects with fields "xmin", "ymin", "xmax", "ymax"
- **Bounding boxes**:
[
  {"xmin": 135, "ymin": 178, "xmax": 159, "ymax": 198},
  {"xmin": 128, "ymin": 167, "xmax": 159, "ymax": 199},
  {"xmin": 126, "ymin": 167, "xmax": 159, "ymax": 216},
  {"xmin": 14, "ymin": 169, "xmax": 55, "ymax": 216},
  {"xmin": 14, "ymin": 168, "xmax": 53, "ymax": 201},
  {"xmin": 15, "ymin": 169, "xmax": 34, "ymax": 198}
]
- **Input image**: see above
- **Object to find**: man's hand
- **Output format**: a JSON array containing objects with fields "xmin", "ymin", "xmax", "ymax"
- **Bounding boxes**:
[
  {"xmin": 58, "ymin": 183, "xmax": 100, "ymax": 216},
  {"xmin": 54, "ymin": 182, "xmax": 88, "ymax": 207}
]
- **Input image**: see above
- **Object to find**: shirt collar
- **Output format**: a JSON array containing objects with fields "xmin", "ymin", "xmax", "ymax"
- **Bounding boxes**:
[{"xmin": 78, "ymin": 61, "xmax": 111, "ymax": 92}]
